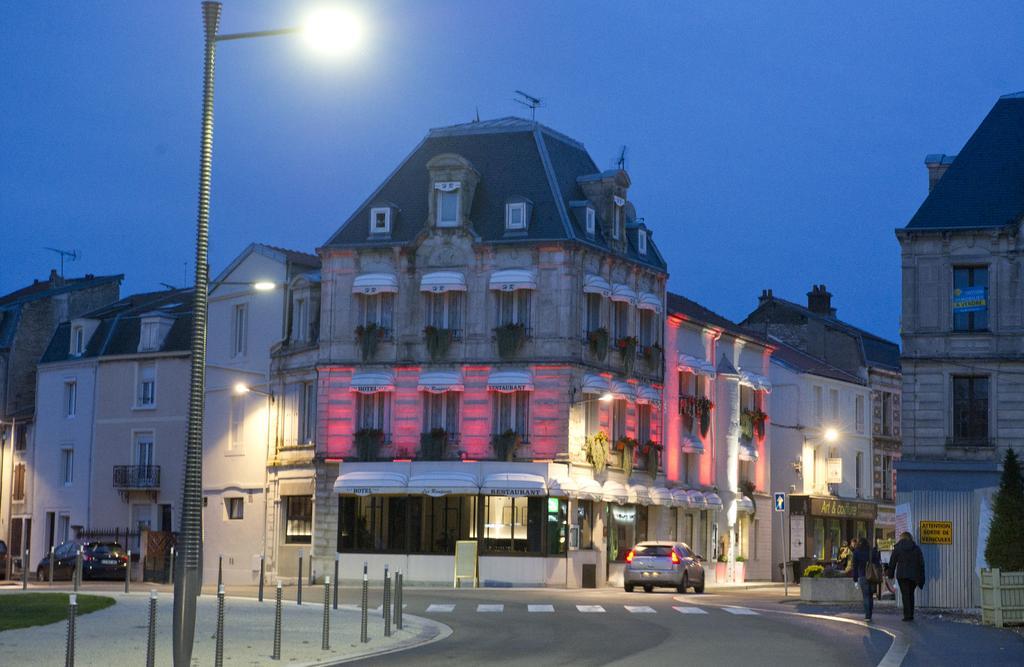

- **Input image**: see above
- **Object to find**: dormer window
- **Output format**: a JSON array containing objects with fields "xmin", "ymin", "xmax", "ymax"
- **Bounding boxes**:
[
  {"xmin": 369, "ymin": 207, "xmax": 391, "ymax": 235},
  {"xmin": 506, "ymin": 202, "xmax": 527, "ymax": 231},
  {"xmin": 435, "ymin": 182, "xmax": 460, "ymax": 227},
  {"xmin": 585, "ymin": 208, "xmax": 596, "ymax": 236},
  {"xmin": 140, "ymin": 321, "xmax": 160, "ymax": 352},
  {"xmin": 612, "ymin": 205, "xmax": 621, "ymax": 240},
  {"xmin": 638, "ymin": 229, "xmax": 647, "ymax": 255},
  {"xmin": 71, "ymin": 325, "xmax": 84, "ymax": 356}
]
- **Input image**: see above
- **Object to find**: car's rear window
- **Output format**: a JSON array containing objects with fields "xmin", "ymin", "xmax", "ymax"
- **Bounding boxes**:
[
  {"xmin": 90, "ymin": 544, "xmax": 122, "ymax": 555},
  {"xmin": 634, "ymin": 545, "xmax": 673, "ymax": 557}
]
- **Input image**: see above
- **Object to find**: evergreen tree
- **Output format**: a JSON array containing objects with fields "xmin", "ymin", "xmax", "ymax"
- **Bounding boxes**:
[{"xmin": 985, "ymin": 449, "xmax": 1024, "ymax": 571}]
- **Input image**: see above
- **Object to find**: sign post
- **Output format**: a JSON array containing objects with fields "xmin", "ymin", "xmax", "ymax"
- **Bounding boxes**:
[{"xmin": 774, "ymin": 493, "xmax": 787, "ymax": 596}]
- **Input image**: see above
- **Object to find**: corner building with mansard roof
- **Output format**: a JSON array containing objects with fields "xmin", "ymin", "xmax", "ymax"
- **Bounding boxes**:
[{"xmin": 309, "ymin": 117, "xmax": 673, "ymax": 586}]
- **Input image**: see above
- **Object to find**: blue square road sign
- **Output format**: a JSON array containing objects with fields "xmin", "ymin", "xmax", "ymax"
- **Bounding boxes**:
[{"xmin": 774, "ymin": 492, "xmax": 785, "ymax": 512}]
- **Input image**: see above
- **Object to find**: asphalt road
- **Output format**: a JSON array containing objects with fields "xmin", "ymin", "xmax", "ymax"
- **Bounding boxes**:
[{"xmin": 348, "ymin": 587, "xmax": 892, "ymax": 667}]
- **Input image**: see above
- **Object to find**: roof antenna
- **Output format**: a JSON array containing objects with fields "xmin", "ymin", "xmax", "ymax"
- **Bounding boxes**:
[
  {"xmin": 44, "ymin": 247, "xmax": 80, "ymax": 278},
  {"xmin": 474, "ymin": 106, "xmax": 480, "ymax": 123},
  {"xmin": 616, "ymin": 145, "xmax": 628, "ymax": 171},
  {"xmin": 513, "ymin": 90, "xmax": 543, "ymax": 120}
]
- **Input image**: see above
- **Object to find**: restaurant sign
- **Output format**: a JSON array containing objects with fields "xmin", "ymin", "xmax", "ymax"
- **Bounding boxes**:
[
  {"xmin": 810, "ymin": 497, "xmax": 876, "ymax": 520},
  {"xmin": 919, "ymin": 521, "xmax": 953, "ymax": 545}
]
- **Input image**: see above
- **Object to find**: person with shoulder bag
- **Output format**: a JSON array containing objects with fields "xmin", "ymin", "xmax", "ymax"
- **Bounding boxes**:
[
  {"xmin": 887, "ymin": 531, "xmax": 926, "ymax": 621},
  {"xmin": 852, "ymin": 537, "xmax": 876, "ymax": 621}
]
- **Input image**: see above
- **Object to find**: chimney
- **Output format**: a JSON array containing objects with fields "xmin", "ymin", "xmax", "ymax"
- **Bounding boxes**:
[
  {"xmin": 49, "ymin": 269, "xmax": 65, "ymax": 287},
  {"xmin": 924, "ymin": 154, "xmax": 955, "ymax": 192},
  {"xmin": 807, "ymin": 284, "xmax": 835, "ymax": 317},
  {"xmin": 758, "ymin": 289, "xmax": 774, "ymax": 305}
]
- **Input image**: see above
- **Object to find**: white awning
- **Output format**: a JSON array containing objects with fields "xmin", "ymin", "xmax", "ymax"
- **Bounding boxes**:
[
  {"xmin": 350, "ymin": 370, "xmax": 395, "ymax": 393},
  {"xmin": 704, "ymin": 492, "xmax": 723, "ymax": 509},
  {"xmin": 678, "ymin": 353, "xmax": 716, "ymax": 377},
  {"xmin": 334, "ymin": 471, "xmax": 408, "ymax": 496},
  {"xmin": 547, "ymin": 476, "xmax": 579, "ymax": 498},
  {"xmin": 352, "ymin": 273, "xmax": 398, "ymax": 294},
  {"xmin": 601, "ymin": 480, "xmax": 629, "ymax": 505},
  {"xmin": 649, "ymin": 487, "xmax": 672, "ymax": 506},
  {"xmin": 576, "ymin": 478, "xmax": 603, "ymax": 501},
  {"xmin": 610, "ymin": 379, "xmax": 636, "ymax": 402},
  {"xmin": 636, "ymin": 385, "xmax": 661, "ymax": 405},
  {"xmin": 481, "ymin": 472, "xmax": 547, "ymax": 496},
  {"xmin": 581, "ymin": 373, "xmax": 610, "ymax": 395},
  {"xmin": 489, "ymin": 269, "xmax": 537, "ymax": 291},
  {"xmin": 637, "ymin": 292, "xmax": 662, "ymax": 312},
  {"xmin": 628, "ymin": 485, "xmax": 651, "ymax": 506},
  {"xmin": 670, "ymin": 488, "xmax": 691, "ymax": 508},
  {"xmin": 610, "ymin": 283, "xmax": 638, "ymax": 304},
  {"xmin": 738, "ymin": 369, "xmax": 772, "ymax": 392},
  {"xmin": 583, "ymin": 274, "xmax": 611, "ymax": 297},
  {"xmin": 687, "ymin": 490, "xmax": 708, "ymax": 509},
  {"xmin": 681, "ymin": 435, "xmax": 705, "ymax": 454},
  {"xmin": 420, "ymin": 271, "xmax": 467, "ymax": 293},
  {"xmin": 487, "ymin": 370, "xmax": 534, "ymax": 393},
  {"xmin": 735, "ymin": 496, "xmax": 755, "ymax": 514},
  {"xmin": 406, "ymin": 471, "xmax": 479, "ymax": 497},
  {"xmin": 739, "ymin": 442, "xmax": 760, "ymax": 462},
  {"xmin": 417, "ymin": 371, "xmax": 464, "ymax": 393}
]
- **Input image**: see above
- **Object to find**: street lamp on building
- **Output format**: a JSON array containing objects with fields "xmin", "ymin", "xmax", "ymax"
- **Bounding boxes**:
[{"xmin": 174, "ymin": 4, "xmax": 362, "ymax": 665}]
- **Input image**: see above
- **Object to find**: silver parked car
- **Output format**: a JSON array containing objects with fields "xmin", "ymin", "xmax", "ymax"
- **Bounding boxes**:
[{"xmin": 624, "ymin": 541, "xmax": 706, "ymax": 593}]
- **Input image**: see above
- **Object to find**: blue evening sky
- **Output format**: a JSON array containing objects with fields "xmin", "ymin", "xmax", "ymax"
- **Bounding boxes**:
[{"xmin": 2, "ymin": 1, "xmax": 1022, "ymax": 342}]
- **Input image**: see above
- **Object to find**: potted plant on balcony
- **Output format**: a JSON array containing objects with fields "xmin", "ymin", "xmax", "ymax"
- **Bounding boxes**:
[
  {"xmin": 494, "ymin": 322, "xmax": 526, "ymax": 358},
  {"xmin": 419, "ymin": 427, "xmax": 448, "ymax": 460},
  {"xmin": 641, "ymin": 440, "xmax": 662, "ymax": 477},
  {"xmin": 354, "ymin": 323, "xmax": 385, "ymax": 361},
  {"xmin": 740, "ymin": 408, "xmax": 768, "ymax": 441},
  {"xmin": 641, "ymin": 342, "xmax": 662, "ymax": 368},
  {"xmin": 491, "ymin": 430, "xmax": 521, "ymax": 461},
  {"xmin": 739, "ymin": 479, "xmax": 758, "ymax": 514},
  {"xmin": 616, "ymin": 336, "xmax": 638, "ymax": 375},
  {"xmin": 423, "ymin": 325, "xmax": 453, "ymax": 361},
  {"xmin": 583, "ymin": 431, "xmax": 609, "ymax": 474},
  {"xmin": 615, "ymin": 436, "xmax": 638, "ymax": 477},
  {"xmin": 353, "ymin": 428, "xmax": 384, "ymax": 461},
  {"xmin": 587, "ymin": 327, "xmax": 609, "ymax": 361}
]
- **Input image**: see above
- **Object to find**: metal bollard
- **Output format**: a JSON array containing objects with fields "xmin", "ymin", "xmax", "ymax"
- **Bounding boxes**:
[
  {"xmin": 332, "ymin": 553, "xmax": 339, "ymax": 610},
  {"xmin": 167, "ymin": 546, "xmax": 174, "ymax": 585},
  {"xmin": 49, "ymin": 545, "xmax": 55, "ymax": 585},
  {"xmin": 258, "ymin": 554, "xmax": 265, "ymax": 602},
  {"xmin": 65, "ymin": 593, "xmax": 77, "ymax": 667},
  {"xmin": 74, "ymin": 547, "xmax": 82, "ymax": 592},
  {"xmin": 215, "ymin": 584, "xmax": 225, "ymax": 667},
  {"xmin": 125, "ymin": 549, "xmax": 131, "ymax": 594},
  {"xmin": 383, "ymin": 566, "xmax": 391, "ymax": 637},
  {"xmin": 271, "ymin": 582, "xmax": 282, "ymax": 660},
  {"xmin": 297, "ymin": 549, "xmax": 303, "ymax": 606},
  {"xmin": 395, "ymin": 571, "xmax": 403, "ymax": 630},
  {"xmin": 217, "ymin": 554, "xmax": 223, "ymax": 589},
  {"xmin": 321, "ymin": 576, "xmax": 330, "ymax": 650},
  {"xmin": 146, "ymin": 590, "xmax": 158, "ymax": 667},
  {"xmin": 22, "ymin": 548, "xmax": 28, "ymax": 589},
  {"xmin": 360, "ymin": 562, "xmax": 369, "ymax": 643}
]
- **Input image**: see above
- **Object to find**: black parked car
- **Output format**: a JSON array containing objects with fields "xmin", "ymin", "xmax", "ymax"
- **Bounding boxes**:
[
  {"xmin": 0, "ymin": 539, "xmax": 8, "ymax": 579},
  {"xmin": 37, "ymin": 541, "xmax": 128, "ymax": 581}
]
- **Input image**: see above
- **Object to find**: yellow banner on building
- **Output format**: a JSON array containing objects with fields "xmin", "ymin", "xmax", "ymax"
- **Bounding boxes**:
[{"xmin": 919, "ymin": 521, "xmax": 953, "ymax": 545}]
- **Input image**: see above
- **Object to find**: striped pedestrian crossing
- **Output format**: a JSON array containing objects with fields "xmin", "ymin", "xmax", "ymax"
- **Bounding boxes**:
[
  {"xmin": 425, "ymin": 603, "xmax": 455, "ymax": 613},
  {"xmin": 673, "ymin": 605, "xmax": 709, "ymax": 615},
  {"xmin": 418, "ymin": 602, "xmax": 759, "ymax": 616},
  {"xmin": 722, "ymin": 606, "xmax": 759, "ymax": 615},
  {"xmin": 477, "ymin": 604, "xmax": 504, "ymax": 612},
  {"xmin": 624, "ymin": 605, "xmax": 657, "ymax": 613},
  {"xmin": 528, "ymin": 604, "xmax": 555, "ymax": 612},
  {"xmin": 576, "ymin": 604, "xmax": 606, "ymax": 613}
]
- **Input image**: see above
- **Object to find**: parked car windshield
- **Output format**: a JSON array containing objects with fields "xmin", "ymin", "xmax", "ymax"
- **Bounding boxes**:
[
  {"xmin": 87, "ymin": 543, "xmax": 122, "ymax": 555},
  {"xmin": 634, "ymin": 545, "xmax": 673, "ymax": 557}
]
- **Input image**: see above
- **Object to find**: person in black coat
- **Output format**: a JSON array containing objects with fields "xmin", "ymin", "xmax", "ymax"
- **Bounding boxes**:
[
  {"xmin": 887, "ymin": 531, "xmax": 925, "ymax": 621},
  {"xmin": 852, "ymin": 537, "xmax": 881, "ymax": 620}
]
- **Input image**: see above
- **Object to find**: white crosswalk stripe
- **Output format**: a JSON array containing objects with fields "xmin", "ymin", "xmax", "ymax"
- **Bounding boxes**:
[
  {"xmin": 477, "ymin": 604, "xmax": 504, "ymax": 612},
  {"xmin": 576, "ymin": 604, "xmax": 606, "ymax": 613},
  {"xmin": 624, "ymin": 605, "xmax": 657, "ymax": 613},
  {"xmin": 426, "ymin": 604, "xmax": 455, "ymax": 613},
  {"xmin": 528, "ymin": 604, "xmax": 555, "ymax": 613},
  {"xmin": 673, "ymin": 605, "xmax": 709, "ymax": 615},
  {"xmin": 723, "ymin": 606, "xmax": 759, "ymax": 615}
]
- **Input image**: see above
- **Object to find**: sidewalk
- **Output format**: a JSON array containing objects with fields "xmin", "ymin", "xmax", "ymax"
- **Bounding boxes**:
[{"xmin": 0, "ymin": 589, "xmax": 450, "ymax": 666}]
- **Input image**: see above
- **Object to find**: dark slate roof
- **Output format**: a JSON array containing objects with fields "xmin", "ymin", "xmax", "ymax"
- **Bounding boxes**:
[
  {"xmin": 40, "ymin": 289, "xmax": 194, "ymax": 364},
  {"xmin": 666, "ymin": 292, "xmax": 768, "ymax": 345},
  {"xmin": 743, "ymin": 294, "xmax": 900, "ymax": 372},
  {"xmin": 260, "ymin": 244, "xmax": 320, "ymax": 268},
  {"xmin": 323, "ymin": 117, "xmax": 667, "ymax": 271},
  {"xmin": 0, "ymin": 273, "xmax": 122, "ymax": 308},
  {"xmin": 906, "ymin": 93, "xmax": 1024, "ymax": 230},
  {"xmin": 770, "ymin": 337, "xmax": 866, "ymax": 385}
]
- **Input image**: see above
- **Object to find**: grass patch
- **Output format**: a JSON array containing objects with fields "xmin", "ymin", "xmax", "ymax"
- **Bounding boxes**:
[{"xmin": 0, "ymin": 593, "xmax": 116, "ymax": 631}]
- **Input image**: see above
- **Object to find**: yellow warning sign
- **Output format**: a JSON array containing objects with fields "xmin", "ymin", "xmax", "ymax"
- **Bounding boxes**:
[{"xmin": 919, "ymin": 521, "xmax": 953, "ymax": 545}]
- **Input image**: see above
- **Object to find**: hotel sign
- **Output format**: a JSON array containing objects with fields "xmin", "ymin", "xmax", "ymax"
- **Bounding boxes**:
[
  {"xmin": 919, "ymin": 521, "xmax": 953, "ymax": 545},
  {"xmin": 810, "ymin": 497, "xmax": 876, "ymax": 520}
]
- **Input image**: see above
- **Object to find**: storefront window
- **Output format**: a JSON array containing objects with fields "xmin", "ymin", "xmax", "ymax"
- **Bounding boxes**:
[
  {"xmin": 482, "ymin": 496, "xmax": 543, "ymax": 554},
  {"xmin": 547, "ymin": 497, "xmax": 568, "ymax": 555},
  {"xmin": 813, "ymin": 518, "xmax": 825, "ymax": 560},
  {"xmin": 577, "ymin": 500, "xmax": 594, "ymax": 549},
  {"xmin": 411, "ymin": 496, "xmax": 478, "ymax": 554},
  {"xmin": 827, "ymin": 519, "xmax": 842, "ymax": 561},
  {"xmin": 337, "ymin": 496, "xmax": 409, "ymax": 552},
  {"xmin": 607, "ymin": 504, "xmax": 648, "ymax": 562},
  {"xmin": 283, "ymin": 496, "xmax": 312, "ymax": 544}
]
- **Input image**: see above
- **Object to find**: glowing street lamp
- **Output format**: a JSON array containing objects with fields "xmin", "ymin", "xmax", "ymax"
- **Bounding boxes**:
[
  {"xmin": 823, "ymin": 427, "xmax": 840, "ymax": 443},
  {"xmin": 175, "ymin": 4, "xmax": 363, "ymax": 664}
]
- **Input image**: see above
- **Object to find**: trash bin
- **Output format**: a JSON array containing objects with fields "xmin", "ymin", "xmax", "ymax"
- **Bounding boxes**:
[{"xmin": 581, "ymin": 564, "xmax": 597, "ymax": 589}]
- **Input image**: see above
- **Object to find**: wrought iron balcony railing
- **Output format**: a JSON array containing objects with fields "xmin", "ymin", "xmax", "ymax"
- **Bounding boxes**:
[{"xmin": 113, "ymin": 465, "xmax": 161, "ymax": 490}]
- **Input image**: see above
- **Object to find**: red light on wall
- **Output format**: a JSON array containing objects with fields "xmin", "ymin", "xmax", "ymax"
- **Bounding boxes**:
[
  {"xmin": 324, "ymin": 458, "xmax": 343, "ymax": 463},
  {"xmin": 461, "ymin": 459, "xmax": 478, "ymax": 463},
  {"xmin": 392, "ymin": 458, "xmax": 413, "ymax": 463}
]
